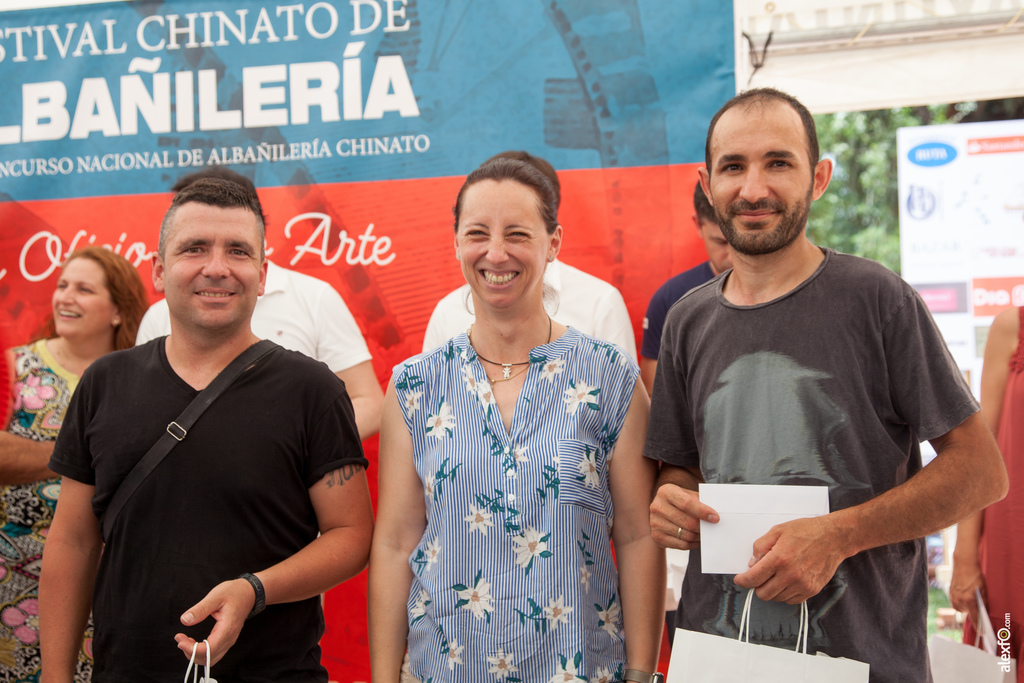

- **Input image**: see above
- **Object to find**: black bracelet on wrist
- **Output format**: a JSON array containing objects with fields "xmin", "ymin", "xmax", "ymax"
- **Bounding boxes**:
[{"xmin": 237, "ymin": 572, "xmax": 266, "ymax": 619}]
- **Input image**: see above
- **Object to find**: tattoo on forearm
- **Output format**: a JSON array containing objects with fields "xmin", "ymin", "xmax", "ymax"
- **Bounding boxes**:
[{"xmin": 325, "ymin": 464, "xmax": 362, "ymax": 488}]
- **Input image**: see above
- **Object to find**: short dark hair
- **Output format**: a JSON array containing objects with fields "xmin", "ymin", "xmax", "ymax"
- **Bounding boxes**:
[
  {"xmin": 484, "ymin": 151, "xmax": 560, "ymax": 213},
  {"xmin": 172, "ymin": 166, "xmax": 266, "ymax": 227},
  {"xmin": 453, "ymin": 158, "xmax": 559, "ymax": 235},
  {"xmin": 172, "ymin": 166, "xmax": 257, "ymax": 194},
  {"xmin": 704, "ymin": 87, "xmax": 819, "ymax": 173},
  {"xmin": 159, "ymin": 178, "xmax": 266, "ymax": 258},
  {"xmin": 693, "ymin": 181, "xmax": 716, "ymax": 224}
]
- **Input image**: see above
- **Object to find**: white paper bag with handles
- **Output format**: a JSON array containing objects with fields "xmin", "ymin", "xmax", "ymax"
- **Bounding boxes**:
[
  {"xmin": 930, "ymin": 591, "xmax": 1015, "ymax": 683},
  {"xmin": 667, "ymin": 590, "xmax": 869, "ymax": 683},
  {"xmin": 930, "ymin": 635, "xmax": 1015, "ymax": 683}
]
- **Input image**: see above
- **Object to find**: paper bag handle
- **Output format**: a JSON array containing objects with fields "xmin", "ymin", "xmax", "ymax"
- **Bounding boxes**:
[
  {"xmin": 183, "ymin": 639, "xmax": 216, "ymax": 683},
  {"xmin": 737, "ymin": 589, "xmax": 810, "ymax": 654}
]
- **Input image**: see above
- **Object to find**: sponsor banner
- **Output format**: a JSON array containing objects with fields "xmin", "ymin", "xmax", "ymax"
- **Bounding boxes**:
[
  {"xmin": 0, "ymin": 2, "xmax": 735, "ymax": 680},
  {"xmin": 898, "ymin": 118, "xmax": 1024, "ymax": 395}
]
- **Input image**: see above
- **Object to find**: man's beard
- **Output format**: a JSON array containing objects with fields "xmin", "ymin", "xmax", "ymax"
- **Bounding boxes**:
[{"xmin": 715, "ymin": 190, "xmax": 812, "ymax": 257}]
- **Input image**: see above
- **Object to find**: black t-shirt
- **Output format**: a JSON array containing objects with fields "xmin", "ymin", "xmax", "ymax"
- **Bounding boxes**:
[{"xmin": 51, "ymin": 339, "xmax": 367, "ymax": 683}]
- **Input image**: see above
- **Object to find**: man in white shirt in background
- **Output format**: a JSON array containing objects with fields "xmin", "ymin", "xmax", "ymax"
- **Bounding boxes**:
[
  {"xmin": 422, "ymin": 151, "xmax": 637, "ymax": 360},
  {"xmin": 136, "ymin": 168, "xmax": 383, "ymax": 439}
]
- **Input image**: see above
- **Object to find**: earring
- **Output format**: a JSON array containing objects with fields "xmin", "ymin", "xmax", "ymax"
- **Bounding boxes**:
[{"xmin": 112, "ymin": 317, "xmax": 121, "ymax": 327}]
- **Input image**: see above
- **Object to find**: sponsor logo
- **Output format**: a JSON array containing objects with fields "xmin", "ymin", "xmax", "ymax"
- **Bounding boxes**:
[
  {"xmin": 972, "ymin": 277, "xmax": 1024, "ymax": 316},
  {"xmin": 980, "ymin": 246, "xmax": 1020, "ymax": 259},
  {"xmin": 907, "ymin": 142, "xmax": 957, "ymax": 167},
  {"xmin": 909, "ymin": 240, "xmax": 961, "ymax": 255},
  {"xmin": 967, "ymin": 135, "xmax": 1024, "ymax": 155},
  {"xmin": 913, "ymin": 283, "xmax": 967, "ymax": 314},
  {"xmin": 906, "ymin": 185, "xmax": 937, "ymax": 219}
]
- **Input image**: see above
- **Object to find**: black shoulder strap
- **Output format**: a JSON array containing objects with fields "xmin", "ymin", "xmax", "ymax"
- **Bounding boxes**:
[{"xmin": 101, "ymin": 339, "xmax": 278, "ymax": 542}]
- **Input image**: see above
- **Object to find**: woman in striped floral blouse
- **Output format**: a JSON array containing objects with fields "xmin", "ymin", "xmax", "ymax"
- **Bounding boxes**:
[{"xmin": 369, "ymin": 158, "xmax": 664, "ymax": 683}]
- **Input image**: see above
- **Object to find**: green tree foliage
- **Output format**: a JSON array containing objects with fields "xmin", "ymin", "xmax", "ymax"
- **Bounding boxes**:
[{"xmin": 808, "ymin": 98, "xmax": 1024, "ymax": 274}]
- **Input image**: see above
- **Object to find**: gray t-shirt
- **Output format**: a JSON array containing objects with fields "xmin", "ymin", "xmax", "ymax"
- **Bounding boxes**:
[{"xmin": 644, "ymin": 249, "xmax": 978, "ymax": 683}]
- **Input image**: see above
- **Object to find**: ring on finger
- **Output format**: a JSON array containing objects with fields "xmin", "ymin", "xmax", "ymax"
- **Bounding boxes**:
[{"xmin": 676, "ymin": 526, "xmax": 682, "ymax": 539}]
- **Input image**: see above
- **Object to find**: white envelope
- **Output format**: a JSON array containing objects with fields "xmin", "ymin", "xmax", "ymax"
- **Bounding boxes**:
[{"xmin": 699, "ymin": 483, "xmax": 830, "ymax": 575}]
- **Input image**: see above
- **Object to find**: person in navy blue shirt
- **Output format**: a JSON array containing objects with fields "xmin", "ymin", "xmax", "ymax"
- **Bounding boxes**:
[{"xmin": 640, "ymin": 182, "xmax": 732, "ymax": 393}]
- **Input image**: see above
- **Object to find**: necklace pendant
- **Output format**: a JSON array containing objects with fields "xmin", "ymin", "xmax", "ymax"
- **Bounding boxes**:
[{"xmin": 502, "ymin": 365, "xmax": 512, "ymax": 380}]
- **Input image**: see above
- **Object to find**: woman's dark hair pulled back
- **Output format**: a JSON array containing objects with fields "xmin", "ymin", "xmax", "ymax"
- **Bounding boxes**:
[{"xmin": 452, "ymin": 158, "xmax": 559, "ymax": 235}]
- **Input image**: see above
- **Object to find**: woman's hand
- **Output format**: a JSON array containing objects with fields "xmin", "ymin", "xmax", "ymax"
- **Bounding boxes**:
[{"xmin": 949, "ymin": 558, "xmax": 986, "ymax": 628}]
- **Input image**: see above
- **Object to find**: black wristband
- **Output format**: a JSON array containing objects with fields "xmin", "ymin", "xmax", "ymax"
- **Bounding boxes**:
[{"xmin": 238, "ymin": 572, "xmax": 266, "ymax": 619}]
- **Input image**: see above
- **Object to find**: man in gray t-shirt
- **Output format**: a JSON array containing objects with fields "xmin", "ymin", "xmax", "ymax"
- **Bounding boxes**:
[{"xmin": 644, "ymin": 88, "xmax": 1007, "ymax": 682}]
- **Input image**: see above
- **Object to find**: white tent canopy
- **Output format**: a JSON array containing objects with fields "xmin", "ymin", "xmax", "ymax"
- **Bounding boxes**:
[{"xmin": 734, "ymin": 0, "xmax": 1024, "ymax": 113}]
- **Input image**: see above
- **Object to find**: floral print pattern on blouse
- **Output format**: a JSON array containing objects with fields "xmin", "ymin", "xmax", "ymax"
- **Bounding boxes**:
[
  {"xmin": 392, "ymin": 328, "xmax": 637, "ymax": 683},
  {"xmin": 1, "ymin": 340, "xmax": 93, "ymax": 681}
]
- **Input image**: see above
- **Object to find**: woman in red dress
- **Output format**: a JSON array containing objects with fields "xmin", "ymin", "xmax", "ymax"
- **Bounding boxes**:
[{"xmin": 951, "ymin": 306, "xmax": 1023, "ymax": 680}]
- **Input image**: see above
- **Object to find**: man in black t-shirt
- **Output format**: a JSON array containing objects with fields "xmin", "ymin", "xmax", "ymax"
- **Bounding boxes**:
[
  {"xmin": 39, "ymin": 179, "xmax": 374, "ymax": 683},
  {"xmin": 644, "ymin": 89, "xmax": 1008, "ymax": 681}
]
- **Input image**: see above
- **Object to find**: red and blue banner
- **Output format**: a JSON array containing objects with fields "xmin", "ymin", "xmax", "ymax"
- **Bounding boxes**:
[{"xmin": 0, "ymin": 1, "xmax": 734, "ymax": 679}]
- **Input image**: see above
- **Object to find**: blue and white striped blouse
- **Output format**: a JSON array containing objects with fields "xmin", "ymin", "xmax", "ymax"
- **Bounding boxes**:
[{"xmin": 392, "ymin": 326, "xmax": 639, "ymax": 683}]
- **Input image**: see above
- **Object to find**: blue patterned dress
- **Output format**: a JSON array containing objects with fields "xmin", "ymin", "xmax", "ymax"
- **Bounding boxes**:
[
  {"xmin": 392, "ymin": 327, "xmax": 638, "ymax": 683},
  {"xmin": 0, "ymin": 340, "xmax": 93, "ymax": 681}
]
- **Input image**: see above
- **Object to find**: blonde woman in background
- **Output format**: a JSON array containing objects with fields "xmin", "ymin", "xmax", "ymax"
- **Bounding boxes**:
[{"xmin": 0, "ymin": 247, "xmax": 148, "ymax": 681}]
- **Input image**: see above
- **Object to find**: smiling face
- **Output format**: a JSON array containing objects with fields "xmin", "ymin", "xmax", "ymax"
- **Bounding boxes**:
[
  {"xmin": 455, "ymin": 179, "xmax": 562, "ymax": 317},
  {"xmin": 152, "ymin": 202, "xmax": 266, "ymax": 342},
  {"xmin": 52, "ymin": 257, "xmax": 120, "ymax": 347},
  {"xmin": 699, "ymin": 99, "xmax": 831, "ymax": 257}
]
